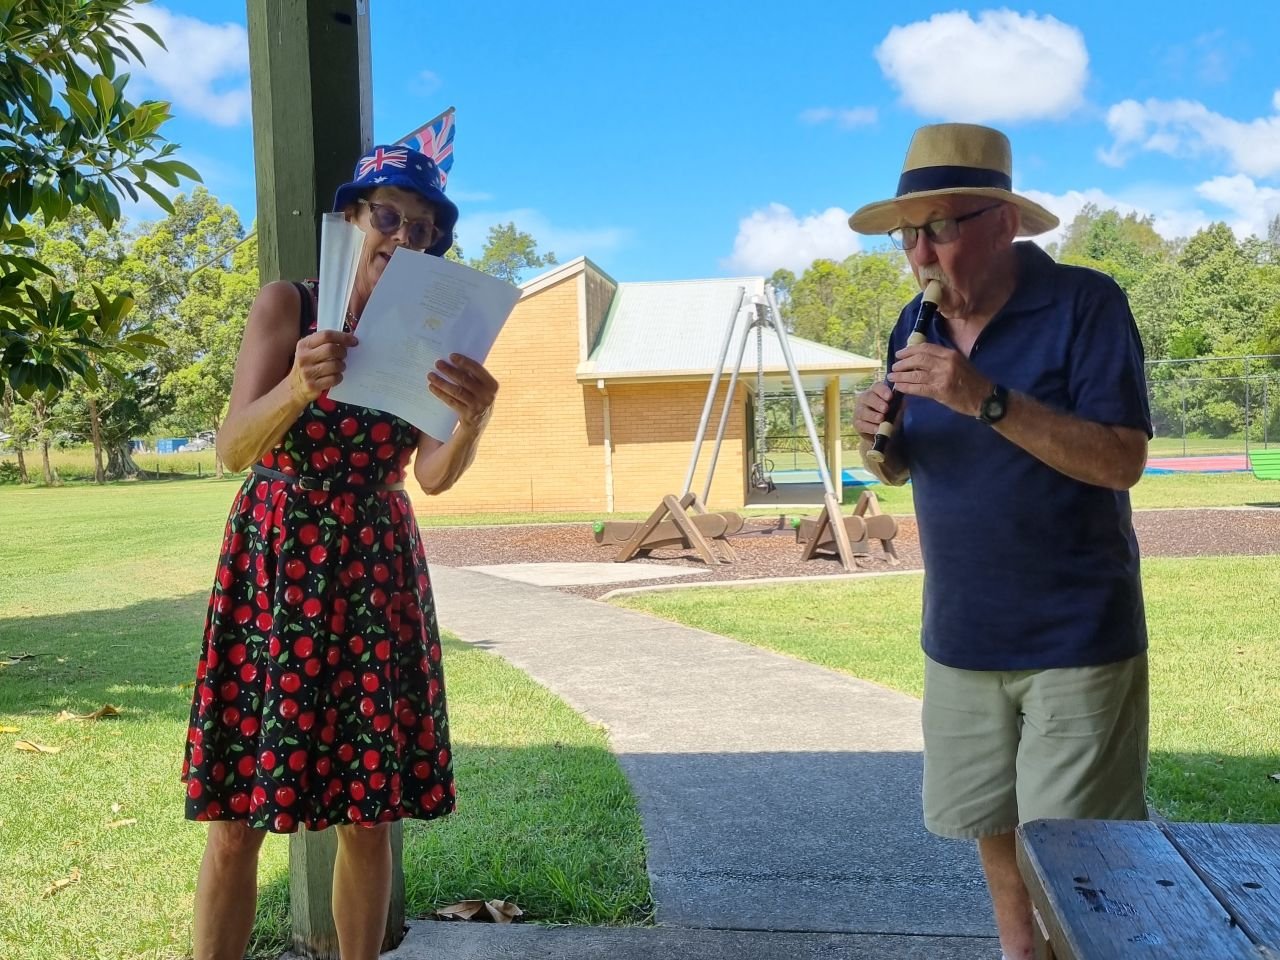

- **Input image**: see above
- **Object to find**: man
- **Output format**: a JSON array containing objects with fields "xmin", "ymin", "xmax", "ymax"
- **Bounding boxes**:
[{"xmin": 850, "ymin": 123, "xmax": 1151, "ymax": 960}]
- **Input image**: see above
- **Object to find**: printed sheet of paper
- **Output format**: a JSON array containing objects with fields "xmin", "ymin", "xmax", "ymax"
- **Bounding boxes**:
[{"xmin": 328, "ymin": 248, "xmax": 520, "ymax": 440}]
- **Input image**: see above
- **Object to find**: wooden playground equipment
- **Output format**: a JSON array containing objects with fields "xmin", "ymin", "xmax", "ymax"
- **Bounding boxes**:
[
  {"xmin": 792, "ymin": 489, "xmax": 899, "ymax": 565},
  {"xmin": 593, "ymin": 286, "xmax": 862, "ymax": 571},
  {"xmin": 593, "ymin": 492, "xmax": 745, "ymax": 565}
]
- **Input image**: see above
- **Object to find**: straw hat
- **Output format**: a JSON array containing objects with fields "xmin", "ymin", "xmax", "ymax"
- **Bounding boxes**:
[{"xmin": 848, "ymin": 123, "xmax": 1058, "ymax": 237}]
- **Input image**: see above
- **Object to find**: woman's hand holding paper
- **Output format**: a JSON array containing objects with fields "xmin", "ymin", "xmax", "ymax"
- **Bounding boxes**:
[
  {"xmin": 427, "ymin": 353, "xmax": 499, "ymax": 433},
  {"xmin": 290, "ymin": 330, "xmax": 359, "ymax": 403}
]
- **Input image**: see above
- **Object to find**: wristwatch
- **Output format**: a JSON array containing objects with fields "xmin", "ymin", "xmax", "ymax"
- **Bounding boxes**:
[{"xmin": 977, "ymin": 383, "xmax": 1009, "ymax": 425}]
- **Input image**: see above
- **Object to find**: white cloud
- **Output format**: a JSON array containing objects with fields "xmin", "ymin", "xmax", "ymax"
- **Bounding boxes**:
[
  {"xmin": 1099, "ymin": 94, "xmax": 1280, "ymax": 179},
  {"xmin": 1158, "ymin": 31, "xmax": 1230, "ymax": 86},
  {"xmin": 1032, "ymin": 178, "xmax": 1280, "ymax": 245},
  {"xmin": 799, "ymin": 106, "xmax": 878, "ymax": 129},
  {"xmin": 721, "ymin": 204, "xmax": 860, "ymax": 275},
  {"xmin": 454, "ymin": 208, "xmax": 629, "ymax": 261},
  {"xmin": 1194, "ymin": 175, "xmax": 1280, "ymax": 240},
  {"xmin": 127, "ymin": 6, "xmax": 250, "ymax": 126},
  {"xmin": 1017, "ymin": 187, "xmax": 1211, "ymax": 248},
  {"xmin": 414, "ymin": 70, "xmax": 442, "ymax": 96},
  {"xmin": 1018, "ymin": 180, "xmax": 1280, "ymax": 246},
  {"xmin": 875, "ymin": 11, "xmax": 1088, "ymax": 122}
]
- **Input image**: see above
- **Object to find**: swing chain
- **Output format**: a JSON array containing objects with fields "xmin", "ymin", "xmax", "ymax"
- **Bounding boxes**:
[{"xmin": 751, "ymin": 311, "xmax": 775, "ymax": 493}]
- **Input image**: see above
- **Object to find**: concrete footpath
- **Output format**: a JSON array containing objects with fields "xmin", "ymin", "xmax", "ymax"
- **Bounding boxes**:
[{"xmin": 391, "ymin": 565, "xmax": 998, "ymax": 958}]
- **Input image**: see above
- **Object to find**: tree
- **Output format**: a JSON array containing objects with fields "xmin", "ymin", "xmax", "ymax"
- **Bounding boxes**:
[
  {"xmin": 5, "ymin": 389, "xmax": 75, "ymax": 484},
  {"xmin": 13, "ymin": 188, "xmax": 255, "ymax": 480},
  {"xmin": 1265, "ymin": 215, "xmax": 1280, "ymax": 265},
  {"xmin": 779, "ymin": 252, "xmax": 916, "ymax": 362},
  {"xmin": 1, "ymin": 383, "xmax": 29, "ymax": 482},
  {"xmin": 1054, "ymin": 204, "xmax": 1167, "ymax": 291},
  {"xmin": 1176, "ymin": 223, "xmax": 1269, "ymax": 357},
  {"xmin": 768, "ymin": 268, "xmax": 796, "ymax": 313},
  {"xmin": 159, "ymin": 232, "xmax": 259, "ymax": 477},
  {"xmin": 840, "ymin": 252, "xmax": 919, "ymax": 362},
  {"xmin": 0, "ymin": 0, "xmax": 198, "ymax": 399},
  {"xmin": 468, "ymin": 223, "xmax": 556, "ymax": 283},
  {"xmin": 100, "ymin": 365, "xmax": 164, "ymax": 477},
  {"xmin": 1127, "ymin": 259, "xmax": 1186, "ymax": 362},
  {"xmin": 21, "ymin": 207, "xmax": 142, "ymax": 480},
  {"xmin": 785, "ymin": 258, "xmax": 846, "ymax": 345},
  {"xmin": 131, "ymin": 187, "xmax": 246, "ymax": 338}
]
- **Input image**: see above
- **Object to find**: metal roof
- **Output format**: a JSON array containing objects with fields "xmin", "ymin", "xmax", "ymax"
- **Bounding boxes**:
[{"xmin": 578, "ymin": 276, "xmax": 879, "ymax": 390}]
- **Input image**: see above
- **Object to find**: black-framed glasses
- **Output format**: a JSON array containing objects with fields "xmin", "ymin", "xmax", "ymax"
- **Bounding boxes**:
[
  {"xmin": 358, "ymin": 199, "xmax": 440, "ymax": 250},
  {"xmin": 888, "ymin": 204, "xmax": 1002, "ymax": 251}
]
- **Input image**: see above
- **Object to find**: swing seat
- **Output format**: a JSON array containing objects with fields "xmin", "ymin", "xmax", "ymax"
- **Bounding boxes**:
[{"xmin": 749, "ymin": 458, "xmax": 776, "ymax": 493}]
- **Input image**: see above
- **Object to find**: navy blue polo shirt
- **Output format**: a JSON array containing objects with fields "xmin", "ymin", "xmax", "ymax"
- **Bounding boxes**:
[{"xmin": 891, "ymin": 242, "xmax": 1151, "ymax": 671}]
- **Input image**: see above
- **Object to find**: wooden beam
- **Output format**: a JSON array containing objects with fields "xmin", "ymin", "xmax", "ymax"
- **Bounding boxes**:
[
  {"xmin": 246, "ymin": 4, "xmax": 396, "ymax": 959},
  {"xmin": 247, "ymin": 0, "xmax": 372, "ymax": 284},
  {"xmin": 662, "ymin": 494, "xmax": 722, "ymax": 565}
]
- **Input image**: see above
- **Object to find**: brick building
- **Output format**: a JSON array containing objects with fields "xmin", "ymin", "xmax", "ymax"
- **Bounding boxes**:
[{"xmin": 410, "ymin": 257, "xmax": 877, "ymax": 517}]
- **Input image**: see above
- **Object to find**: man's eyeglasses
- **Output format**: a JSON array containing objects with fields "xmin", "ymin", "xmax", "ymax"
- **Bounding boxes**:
[
  {"xmin": 358, "ymin": 199, "xmax": 440, "ymax": 251},
  {"xmin": 888, "ymin": 204, "xmax": 1002, "ymax": 251}
]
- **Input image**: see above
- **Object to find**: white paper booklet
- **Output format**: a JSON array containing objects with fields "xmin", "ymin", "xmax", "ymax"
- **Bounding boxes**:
[
  {"xmin": 316, "ymin": 213, "xmax": 365, "ymax": 332},
  {"xmin": 327, "ymin": 248, "xmax": 521, "ymax": 440}
]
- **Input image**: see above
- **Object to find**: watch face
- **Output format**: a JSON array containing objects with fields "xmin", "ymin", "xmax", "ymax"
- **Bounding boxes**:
[{"xmin": 981, "ymin": 389, "xmax": 1007, "ymax": 423}]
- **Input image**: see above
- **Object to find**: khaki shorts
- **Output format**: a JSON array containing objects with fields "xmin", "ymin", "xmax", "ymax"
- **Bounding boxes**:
[{"xmin": 922, "ymin": 653, "xmax": 1149, "ymax": 839}]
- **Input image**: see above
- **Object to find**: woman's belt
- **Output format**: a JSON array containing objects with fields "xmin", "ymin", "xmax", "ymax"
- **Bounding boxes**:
[{"xmin": 251, "ymin": 464, "xmax": 405, "ymax": 493}]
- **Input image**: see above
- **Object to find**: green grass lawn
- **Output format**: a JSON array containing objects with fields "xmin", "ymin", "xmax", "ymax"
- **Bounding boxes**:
[
  {"xmin": 1148, "ymin": 436, "xmax": 1265, "ymax": 457},
  {"xmin": 10, "ymin": 435, "xmax": 1271, "ymax": 484},
  {"xmin": 614, "ymin": 559, "xmax": 1280, "ymax": 825},
  {"xmin": 827, "ymin": 471, "xmax": 1277, "ymax": 516},
  {"xmin": 0, "ymin": 484, "xmax": 650, "ymax": 960},
  {"xmin": 5, "ymin": 442, "xmax": 1274, "ymax": 527},
  {"xmin": 773, "ymin": 437, "xmax": 1272, "ymax": 470},
  {"xmin": 0, "ymin": 468, "xmax": 1276, "ymax": 958},
  {"xmin": 1130, "ymin": 471, "xmax": 1279, "ymax": 510}
]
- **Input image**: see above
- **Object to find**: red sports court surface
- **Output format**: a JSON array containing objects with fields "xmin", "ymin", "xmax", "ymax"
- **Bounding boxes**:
[{"xmin": 1145, "ymin": 455, "xmax": 1249, "ymax": 473}]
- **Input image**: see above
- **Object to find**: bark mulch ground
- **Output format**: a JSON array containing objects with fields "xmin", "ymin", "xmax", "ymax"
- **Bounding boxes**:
[{"xmin": 422, "ymin": 507, "xmax": 1280, "ymax": 600}]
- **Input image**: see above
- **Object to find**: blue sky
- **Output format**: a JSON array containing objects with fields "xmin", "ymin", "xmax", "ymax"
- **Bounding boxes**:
[{"xmin": 126, "ymin": 1, "xmax": 1280, "ymax": 282}]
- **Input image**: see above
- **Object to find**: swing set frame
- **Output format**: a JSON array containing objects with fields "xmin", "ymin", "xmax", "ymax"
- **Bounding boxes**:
[{"xmin": 599, "ymin": 285, "xmax": 860, "ymax": 571}]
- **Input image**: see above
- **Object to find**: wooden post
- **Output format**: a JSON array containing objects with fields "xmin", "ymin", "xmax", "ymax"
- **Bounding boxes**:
[
  {"xmin": 245, "ymin": 3, "xmax": 402, "ymax": 958},
  {"xmin": 823, "ymin": 376, "xmax": 842, "ymax": 503},
  {"xmin": 288, "ymin": 822, "xmax": 405, "ymax": 957},
  {"xmin": 247, "ymin": 0, "xmax": 372, "ymax": 284}
]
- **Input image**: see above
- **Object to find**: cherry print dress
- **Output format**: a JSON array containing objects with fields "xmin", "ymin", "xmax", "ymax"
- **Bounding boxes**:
[{"xmin": 182, "ymin": 282, "xmax": 454, "ymax": 832}]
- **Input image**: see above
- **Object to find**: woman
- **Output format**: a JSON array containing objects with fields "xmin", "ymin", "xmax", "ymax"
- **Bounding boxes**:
[{"xmin": 181, "ymin": 144, "xmax": 497, "ymax": 960}]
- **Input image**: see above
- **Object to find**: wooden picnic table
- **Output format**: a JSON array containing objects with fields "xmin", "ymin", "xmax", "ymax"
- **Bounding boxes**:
[{"xmin": 1016, "ymin": 819, "xmax": 1280, "ymax": 959}]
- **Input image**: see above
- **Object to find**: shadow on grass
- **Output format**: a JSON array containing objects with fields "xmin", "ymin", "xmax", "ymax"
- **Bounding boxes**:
[
  {"xmin": 3, "ymin": 598, "xmax": 652, "ymax": 957},
  {"xmin": 0, "ymin": 591, "xmax": 206, "ymax": 718},
  {"xmin": 252, "ymin": 740, "xmax": 652, "ymax": 958},
  {"xmin": 247, "ymin": 748, "xmax": 1005, "ymax": 955}
]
